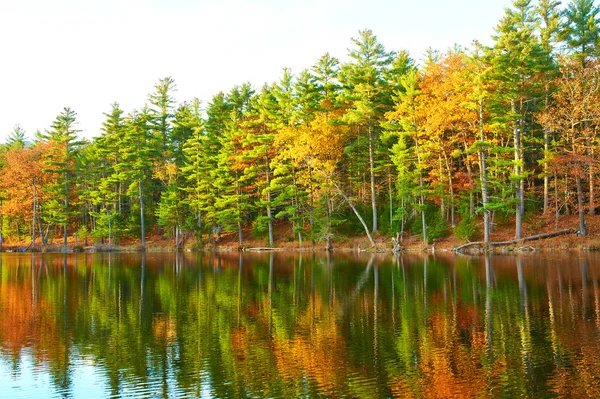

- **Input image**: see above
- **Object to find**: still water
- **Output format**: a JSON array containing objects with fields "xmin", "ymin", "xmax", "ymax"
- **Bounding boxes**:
[{"xmin": 0, "ymin": 252, "xmax": 599, "ymax": 398}]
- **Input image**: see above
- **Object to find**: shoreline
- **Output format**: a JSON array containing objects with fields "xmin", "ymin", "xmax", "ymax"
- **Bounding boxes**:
[
  {"xmin": 3, "ymin": 214, "xmax": 600, "ymax": 254},
  {"xmin": 1, "ymin": 238, "xmax": 598, "ymax": 254}
]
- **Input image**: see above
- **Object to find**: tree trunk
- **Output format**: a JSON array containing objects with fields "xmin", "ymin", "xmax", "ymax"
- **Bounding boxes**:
[
  {"xmin": 463, "ymin": 142, "xmax": 475, "ymax": 218},
  {"xmin": 119, "ymin": 180, "xmax": 123, "ymax": 215},
  {"xmin": 388, "ymin": 170, "xmax": 394, "ymax": 232},
  {"xmin": 32, "ymin": 178, "xmax": 37, "ymax": 247},
  {"xmin": 368, "ymin": 123, "xmax": 378, "ymax": 234},
  {"xmin": 585, "ymin": 100, "xmax": 595, "ymax": 215},
  {"xmin": 291, "ymin": 164, "xmax": 303, "ymax": 247},
  {"xmin": 39, "ymin": 221, "xmax": 45, "ymax": 246},
  {"xmin": 308, "ymin": 164, "xmax": 316, "ymax": 249},
  {"xmin": 453, "ymin": 228, "xmax": 574, "ymax": 252},
  {"xmin": 64, "ymin": 167, "xmax": 69, "ymax": 250},
  {"xmin": 139, "ymin": 179, "xmax": 146, "ymax": 250},
  {"xmin": 576, "ymin": 175, "xmax": 588, "ymax": 236},
  {"xmin": 513, "ymin": 100, "xmax": 523, "ymax": 240},
  {"xmin": 236, "ymin": 172, "xmax": 243, "ymax": 247},
  {"xmin": 400, "ymin": 197, "xmax": 405, "ymax": 242},
  {"xmin": 543, "ymin": 127, "xmax": 550, "ymax": 214},
  {"xmin": 42, "ymin": 225, "xmax": 49, "ymax": 246},
  {"xmin": 197, "ymin": 210, "xmax": 203, "ymax": 248},
  {"xmin": 107, "ymin": 208, "xmax": 112, "ymax": 250},
  {"xmin": 554, "ymin": 172, "xmax": 559, "ymax": 231},
  {"xmin": 329, "ymin": 179, "xmax": 376, "ymax": 247},
  {"xmin": 542, "ymin": 66, "xmax": 552, "ymax": 215},
  {"xmin": 443, "ymin": 152, "xmax": 455, "ymax": 228},
  {"xmin": 265, "ymin": 156, "xmax": 274, "ymax": 247},
  {"xmin": 479, "ymin": 100, "xmax": 491, "ymax": 244},
  {"xmin": 564, "ymin": 174, "xmax": 570, "ymax": 215},
  {"xmin": 439, "ymin": 157, "xmax": 445, "ymax": 220},
  {"xmin": 589, "ymin": 144, "xmax": 595, "ymax": 215},
  {"xmin": 415, "ymin": 137, "xmax": 427, "ymax": 245}
]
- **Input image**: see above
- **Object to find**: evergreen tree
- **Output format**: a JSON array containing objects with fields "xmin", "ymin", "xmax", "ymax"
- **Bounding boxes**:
[
  {"xmin": 243, "ymin": 85, "xmax": 280, "ymax": 246},
  {"xmin": 293, "ymin": 69, "xmax": 320, "ymax": 125},
  {"xmin": 561, "ymin": 0, "xmax": 600, "ymax": 67},
  {"xmin": 536, "ymin": 0, "xmax": 562, "ymax": 213},
  {"xmin": 385, "ymin": 70, "xmax": 429, "ymax": 245},
  {"xmin": 181, "ymin": 106, "xmax": 211, "ymax": 247},
  {"xmin": 97, "ymin": 103, "xmax": 126, "ymax": 212},
  {"xmin": 489, "ymin": 0, "xmax": 549, "ymax": 239},
  {"xmin": 42, "ymin": 107, "xmax": 82, "ymax": 249},
  {"xmin": 339, "ymin": 29, "xmax": 394, "ymax": 234},
  {"xmin": 213, "ymin": 84, "xmax": 255, "ymax": 245},
  {"xmin": 166, "ymin": 98, "xmax": 203, "ymax": 247},
  {"xmin": 148, "ymin": 77, "xmax": 177, "ymax": 159},
  {"xmin": 463, "ymin": 43, "xmax": 495, "ymax": 244},
  {"xmin": 313, "ymin": 53, "xmax": 340, "ymax": 108},
  {"xmin": 5, "ymin": 124, "xmax": 27, "ymax": 149},
  {"xmin": 120, "ymin": 107, "xmax": 159, "ymax": 249}
]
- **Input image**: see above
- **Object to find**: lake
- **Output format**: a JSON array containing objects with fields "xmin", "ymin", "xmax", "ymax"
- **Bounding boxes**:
[{"xmin": 0, "ymin": 252, "xmax": 599, "ymax": 398}]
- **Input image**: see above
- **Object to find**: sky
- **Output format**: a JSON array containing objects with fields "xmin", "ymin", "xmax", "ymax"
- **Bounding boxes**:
[{"xmin": 0, "ymin": 0, "xmax": 514, "ymax": 142}]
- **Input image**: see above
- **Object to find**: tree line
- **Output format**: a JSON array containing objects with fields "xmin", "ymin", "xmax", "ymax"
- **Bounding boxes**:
[{"xmin": 1, "ymin": 0, "xmax": 599, "ymax": 250}]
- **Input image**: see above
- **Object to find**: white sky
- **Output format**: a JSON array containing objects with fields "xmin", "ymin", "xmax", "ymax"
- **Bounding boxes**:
[{"xmin": 0, "ymin": 0, "xmax": 512, "ymax": 142}]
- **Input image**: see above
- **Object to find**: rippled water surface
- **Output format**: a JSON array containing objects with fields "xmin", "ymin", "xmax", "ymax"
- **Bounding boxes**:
[{"xmin": 1, "ymin": 252, "xmax": 600, "ymax": 398}]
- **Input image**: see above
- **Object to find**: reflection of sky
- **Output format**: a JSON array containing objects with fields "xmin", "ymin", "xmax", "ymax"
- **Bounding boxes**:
[
  {"xmin": 0, "ymin": 350, "xmax": 108, "ymax": 399},
  {"xmin": 0, "ymin": 350, "xmax": 217, "ymax": 398}
]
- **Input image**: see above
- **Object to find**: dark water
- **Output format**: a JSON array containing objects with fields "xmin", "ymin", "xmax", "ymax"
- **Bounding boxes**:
[{"xmin": 0, "ymin": 252, "xmax": 599, "ymax": 398}]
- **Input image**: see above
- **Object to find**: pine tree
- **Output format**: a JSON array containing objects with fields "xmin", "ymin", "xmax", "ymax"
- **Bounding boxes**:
[
  {"xmin": 98, "ymin": 103, "xmax": 126, "ymax": 211},
  {"xmin": 213, "ymin": 84, "xmax": 255, "ymax": 245},
  {"xmin": 339, "ymin": 30, "xmax": 394, "ymax": 234},
  {"xmin": 561, "ymin": 0, "xmax": 600, "ymax": 67},
  {"xmin": 120, "ymin": 107, "xmax": 160, "ymax": 249},
  {"xmin": 464, "ymin": 43, "xmax": 495, "ymax": 244},
  {"xmin": 181, "ymin": 105, "xmax": 211, "ymax": 247},
  {"xmin": 167, "ymin": 98, "xmax": 203, "ymax": 247},
  {"xmin": 536, "ymin": 0, "xmax": 562, "ymax": 213},
  {"xmin": 385, "ymin": 70, "xmax": 429, "ymax": 245},
  {"xmin": 313, "ymin": 53, "xmax": 340, "ymax": 108},
  {"xmin": 490, "ymin": 0, "xmax": 549, "ymax": 239},
  {"xmin": 148, "ymin": 77, "xmax": 177, "ymax": 159},
  {"xmin": 242, "ymin": 85, "xmax": 280, "ymax": 246},
  {"xmin": 41, "ymin": 107, "xmax": 82, "ymax": 249},
  {"xmin": 293, "ymin": 69, "xmax": 320, "ymax": 125},
  {"xmin": 5, "ymin": 124, "xmax": 27, "ymax": 149},
  {"xmin": 381, "ymin": 50, "xmax": 416, "ymax": 235}
]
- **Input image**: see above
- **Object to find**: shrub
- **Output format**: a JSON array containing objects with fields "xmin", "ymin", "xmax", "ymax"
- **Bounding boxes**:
[{"xmin": 454, "ymin": 215, "xmax": 479, "ymax": 241}]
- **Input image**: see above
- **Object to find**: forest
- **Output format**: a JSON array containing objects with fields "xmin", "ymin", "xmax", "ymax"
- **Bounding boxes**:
[{"xmin": 1, "ymin": 0, "xmax": 599, "ymax": 250}]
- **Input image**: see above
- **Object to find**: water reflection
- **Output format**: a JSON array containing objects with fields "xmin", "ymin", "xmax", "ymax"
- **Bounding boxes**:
[{"xmin": 0, "ymin": 252, "xmax": 600, "ymax": 398}]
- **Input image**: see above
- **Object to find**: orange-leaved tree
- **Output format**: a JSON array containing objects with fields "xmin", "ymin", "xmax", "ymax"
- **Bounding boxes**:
[
  {"xmin": 0, "ymin": 141, "xmax": 55, "ymax": 246},
  {"xmin": 538, "ymin": 58, "xmax": 600, "ymax": 236}
]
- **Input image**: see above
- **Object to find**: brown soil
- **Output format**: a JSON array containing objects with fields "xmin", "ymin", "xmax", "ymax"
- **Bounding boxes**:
[
  {"xmin": 405, "ymin": 213, "xmax": 600, "ymax": 252},
  {"xmin": 3, "ymin": 213, "xmax": 600, "ymax": 252}
]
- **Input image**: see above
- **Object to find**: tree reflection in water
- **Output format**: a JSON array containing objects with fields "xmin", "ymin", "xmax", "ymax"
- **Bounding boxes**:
[{"xmin": 0, "ymin": 252, "xmax": 599, "ymax": 398}]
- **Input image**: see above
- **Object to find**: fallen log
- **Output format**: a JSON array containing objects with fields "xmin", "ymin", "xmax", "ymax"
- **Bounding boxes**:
[
  {"xmin": 243, "ymin": 247, "xmax": 283, "ymax": 252},
  {"xmin": 452, "ymin": 228, "xmax": 576, "ymax": 253}
]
